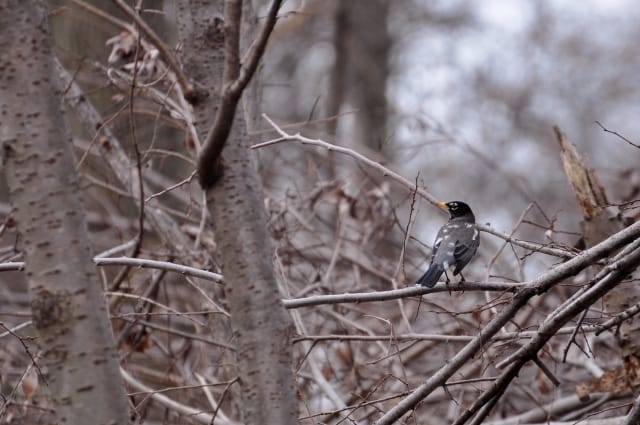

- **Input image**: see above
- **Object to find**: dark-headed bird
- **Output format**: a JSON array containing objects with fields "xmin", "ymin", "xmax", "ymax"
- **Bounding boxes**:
[{"xmin": 416, "ymin": 201, "xmax": 479, "ymax": 287}]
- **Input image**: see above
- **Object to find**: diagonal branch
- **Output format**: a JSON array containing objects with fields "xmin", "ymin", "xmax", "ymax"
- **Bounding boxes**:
[
  {"xmin": 111, "ymin": 0, "xmax": 195, "ymax": 98},
  {"xmin": 231, "ymin": 0, "xmax": 283, "ymax": 94},
  {"xmin": 197, "ymin": 0, "xmax": 283, "ymax": 188},
  {"xmin": 56, "ymin": 59, "xmax": 193, "ymax": 252},
  {"xmin": 258, "ymin": 114, "xmax": 577, "ymax": 260},
  {"xmin": 373, "ymin": 219, "xmax": 640, "ymax": 425},
  {"xmin": 625, "ymin": 393, "xmax": 640, "ymax": 425},
  {"xmin": 595, "ymin": 120, "xmax": 640, "ymax": 150},
  {"xmin": 453, "ymin": 244, "xmax": 640, "ymax": 425}
]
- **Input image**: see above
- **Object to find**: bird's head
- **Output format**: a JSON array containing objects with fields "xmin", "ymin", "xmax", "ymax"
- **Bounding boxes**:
[{"xmin": 437, "ymin": 201, "xmax": 474, "ymax": 220}]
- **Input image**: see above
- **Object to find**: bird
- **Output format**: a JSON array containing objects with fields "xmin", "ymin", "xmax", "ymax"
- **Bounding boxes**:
[{"xmin": 416, "ymin": 201, "xmax": 480, "ymax": 287}]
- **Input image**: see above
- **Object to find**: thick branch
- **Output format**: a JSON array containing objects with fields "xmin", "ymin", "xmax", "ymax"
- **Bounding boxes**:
[
  {"xmin": 197, "ymin": 0, "xmax": 283, "ymax": 188},
  {"xmin": 222, "ymin": 0, "xmax": 242, "ymax": 83},
  {"xmin": 454, "ymin": 244, "xmax": 640, "ymax": 425},
  {"xmin": 374, "ymin": 219, "xmax": 640, "ymax": 425},
  {"xmin": 231, "ymin": 0, "xmax": 283, "ymax": 94}
]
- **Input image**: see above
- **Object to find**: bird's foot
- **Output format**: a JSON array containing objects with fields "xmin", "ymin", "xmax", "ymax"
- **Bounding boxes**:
[{"xmin": 444, "ymin": 272, "xmax": 452, "ymax": 295}]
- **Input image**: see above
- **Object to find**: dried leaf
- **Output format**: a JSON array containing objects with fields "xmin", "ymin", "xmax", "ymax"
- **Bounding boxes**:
[
  {"xmin": 106, "ymin": 31, "xmax": 137, "ymax": 64},
  {"xmin": 575, "ymin": 352, "xmax": 640, "ymax": 401},
  {"xmin": 536, "ymin": 367, "xmax": 552, "ymax": 395},
  {"xmin": 21, "ymin": 367, "xmax": 38, "ymax": 400}
]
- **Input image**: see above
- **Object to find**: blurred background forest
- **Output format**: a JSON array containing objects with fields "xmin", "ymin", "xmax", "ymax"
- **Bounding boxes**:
[{"xmin": 2, "ymin": 0, "xmax": 640, "ymax": 424}]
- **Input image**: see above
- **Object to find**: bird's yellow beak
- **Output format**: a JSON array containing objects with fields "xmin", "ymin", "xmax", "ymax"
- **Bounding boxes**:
[{"xmin": 437, "ymin": 201, "xmax": 448, "ymax": 210}]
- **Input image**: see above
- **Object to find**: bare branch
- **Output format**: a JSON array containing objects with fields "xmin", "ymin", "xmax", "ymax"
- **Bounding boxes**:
[
  {"xmin": 69, "ymin": 0, "xmax": 130, "ymax": 31},
  {"xmin": 282, "ymin": 281, "xmax": 519, "ymax": 309},
  {"xmin": 111, "ymin": 0, "xmax": 194, "ymax": 98},
  {"xmin": 56, "ymin": 59, "xmax": 194, "ymax": 252},
  {"xmin": 97, "ymin": 257, "xmax": 223, "ymax": 282},
  {"xmin": 197, "ymin": 0, "xmax": 284, "ymax": 188},
  {"xmin": 624, "ymin": 393, "xmax": 640, "ymax": 425},
  {"xmin": 484, "ymin": 393, "xmax": 616, "ymax": 425},
  {"xmin": 120, "ymin": 368, "xmax": 239, "ymax": 425},
  {"xmin": 596, "ymin": 120, "xmax": 640, "ymax": 150},
  {"xmin": 293, "ymin": 325, "xmax": 602, "ymax": 344},
  {"xmin": 374, "ymin": 219, "xmax": 640, "ymax": 425},
  {"xmin": 455, "ymin": 244, "xmax": 640, "ymax": 424},
  {"xmin": 0, "ymin": 258, "xmax": 222, "ymax": 283},
  {"xmin": 231, "ymin": 0, "xmax": 283, "ymax": 94},
  {"xmin": 258, "ymin": 114, "xmax": 577, "ymax": 259},
  {"xmin": 596, "ymin": 300, "xmax": 640, "ymax": 336}
]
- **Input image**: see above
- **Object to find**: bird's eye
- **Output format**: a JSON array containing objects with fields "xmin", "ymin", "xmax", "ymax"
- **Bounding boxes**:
[{"xmin": 450, "ymin": 203, "xmax": 458, "ymax": 209}]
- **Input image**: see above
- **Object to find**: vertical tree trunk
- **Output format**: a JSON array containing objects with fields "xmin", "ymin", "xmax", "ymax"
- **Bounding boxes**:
[
  {"xmin": 176, "ymin": 2, "xmax": 297, "ymax": 423},
  {"xmin": 0, "ymin": 2, "xmax": 131, "ymax": 424},
  {"xmin": 329, "ymin": 0, "xmax": 390, "ymax": 152}
]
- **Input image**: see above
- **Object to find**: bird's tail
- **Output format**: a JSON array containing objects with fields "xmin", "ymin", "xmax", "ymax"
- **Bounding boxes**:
[{"xmin": 416, "ymin": 264, "xmax": 444, "ymax": 287}]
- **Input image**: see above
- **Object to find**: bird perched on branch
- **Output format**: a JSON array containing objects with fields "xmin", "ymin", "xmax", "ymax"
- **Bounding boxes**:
[{"xmin": 416, "ymin": 201, "xmax": 479, "ymax": 287}]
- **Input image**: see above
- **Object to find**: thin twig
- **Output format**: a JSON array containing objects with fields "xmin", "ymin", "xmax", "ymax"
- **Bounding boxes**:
[
  {"xmin": 453, "ymin": 245, "xmax": 640, "ymax": 425},
  {"xmin": 486, "ymin": 203, "xmax": 533, "ymax": 282},
  {"xmin": 69, "ymin": 0, "xmax": 130, "ymax": 30},
  {"xmin": 596, "ymin": 300, "xmax": 640, "ymax": 335},
  {"xmin": 0, "ymin": 323, "xmax": 45, "ymax": 384},
  {"xmin": 0, "ymin": 257, "xmax": 222, "ymax": 281},
  {"xmin": 258, "ymin": 114, "xmax": 577, "ymax": 260},
  {"xmin": 374, "ymin": 220, "xmax": 640, "ymax": 425},
  {"xmin": 392, "ymin": 174, "xmax": 419, "ymax": 331},
  {"xmin": 110, "ymin": 14, "xmax": 145, "ymax": 291},
  {"xmin": 532, "ymin": 355, "xmax": 561, "ymax": 387},
  {"xmin": 210, "ymin": 376, "xmax": 239, "ymax": 425},
  {"xmin": 96, "ymin": 257, "xmax": 223, "ymax": 282},
  {"xmin": 145, "ymin": 170, "xmax": 197, "ymax": 202},
  {"xmin": 111, "ymin": 0, "xmax": 194, "ymax": 97},
  {"xmin": 283, "ymin": 282, "xmax": 521, "ymax": 309},
  {"xmin": 121, "ymin": 368, "xmax": 238, "ymax": 425},
  {"xmin": 562, "ymin": 308, "xmax": 588, "ymax": 362},
  {"xmin": 292, "ymin": 325, "xmax": 602, "ymax": 344},
  {"xmin": 595, "ymin": 120, "xmax": 640, "ymax": 149}
]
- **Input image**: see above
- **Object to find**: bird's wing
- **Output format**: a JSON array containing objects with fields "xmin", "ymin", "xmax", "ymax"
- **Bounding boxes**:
[
  {"xmin": 453, "ymin": 241, "xmax": 474, "ymax": 268},
  {"xmin": 453, "ymin": 226, "xmax": 479, "ymax": 273},
  {"xmin": 429, "ymin": 229, "xmax": 445, "ymax": 261},
  {"xmin": 431, "ymin": 228, "xmax": 457, "ymax": 269}
]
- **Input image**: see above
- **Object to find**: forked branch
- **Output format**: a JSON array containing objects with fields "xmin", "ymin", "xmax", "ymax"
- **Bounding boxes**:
[{"xmin": 197, "ymin": 0, "xmax": 284, "ymax": 188}]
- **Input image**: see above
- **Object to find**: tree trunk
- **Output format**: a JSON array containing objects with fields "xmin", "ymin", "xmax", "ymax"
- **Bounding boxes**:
[
  {"xmin": 176, "ymin": 1, "xmax": 297, "ymax": 423},
  {"xmin": 329, "ymin": 0, "xmax": 390, "ymax": 152},
  {"xmin": 0, "ymin": 1, "xmax": 131, "ymax": 424}
]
